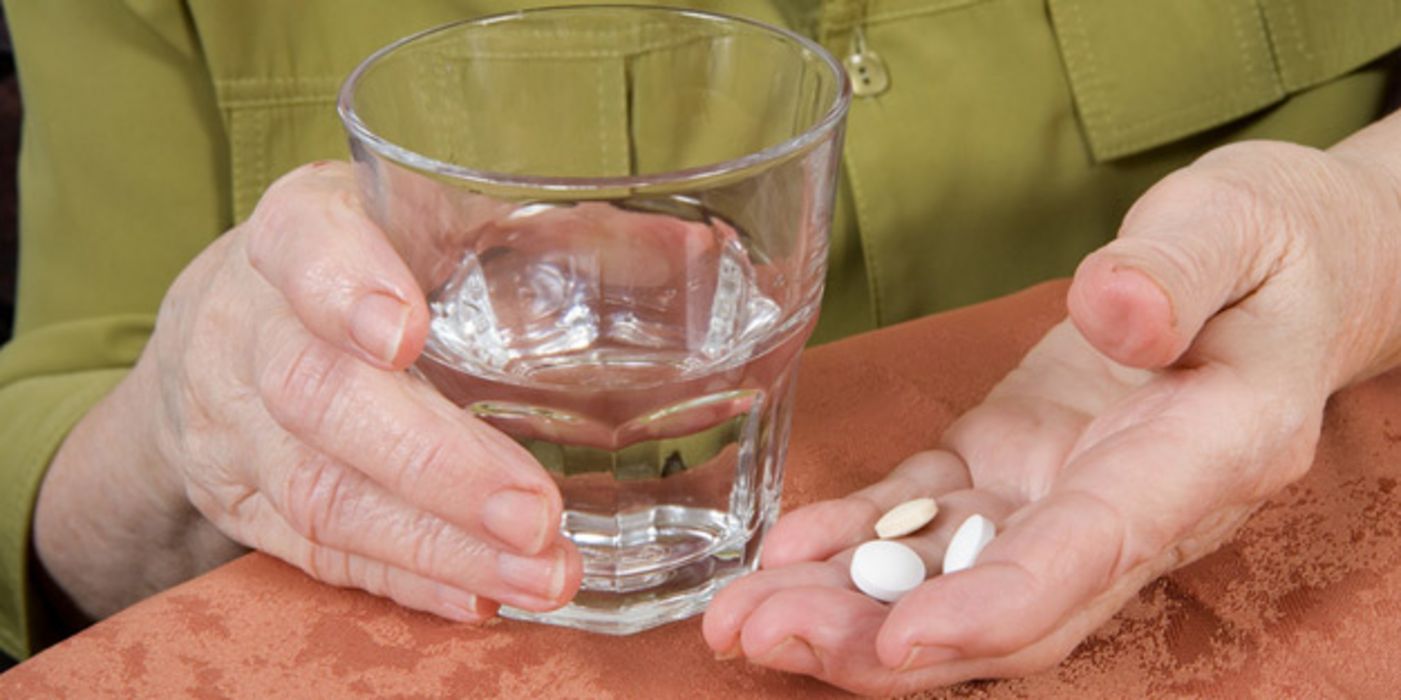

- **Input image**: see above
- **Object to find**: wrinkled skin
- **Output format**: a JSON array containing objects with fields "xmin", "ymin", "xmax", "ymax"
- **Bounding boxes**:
[
  {"xmin": 35, "ymin": 160, "xmax": 760, "ymax": 626},
  {"xmin": 701, "ymin": 137, "xmax": 1401, "ymax": 695},
  {"xmin": 36, "ymin": 163, "xmax": 586, "ymax": 622},
  {"xmin": 33, "ymin": 119, "xmax": 1401, "ymax": 697}
]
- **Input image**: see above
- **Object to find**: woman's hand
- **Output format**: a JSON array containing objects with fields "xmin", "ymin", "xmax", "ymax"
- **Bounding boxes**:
[
  {"xmin": 702, "ymin": 132, "xmax": 1401, "ymax": 695},
  {"xmin": 34, "ymin": 162, "xmax": 581, "ymax": 623}
]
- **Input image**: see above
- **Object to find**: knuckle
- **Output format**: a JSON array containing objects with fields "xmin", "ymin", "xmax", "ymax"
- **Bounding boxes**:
[
  {"xmin": 246, "ymin": 161, "xmax": 355, "ymax": 273},
  {"xmin": 405, "ymin": 514, "xmax": 452, "ymax": 576},
  {"xmin": 345, "ymin": 553, "xmax": 386, "ymax": 596},
  {"xmin": 367, "ymin": 559, "xmax": 412, "ymax": 604},
  {"xmin": 1144, "ymin": 165, "xmax": 1267, "ymax": 227},
  {"xmin": 313, "ymin": 540, "xmax": 355, "ymax": 585},
  {"xmin": 1185, "ymin": 141, "xmax": 1333, "ymax": 235},
  {"xmin": 300, "ymin": 541, "xmax": 351, "ymax": 585},
  {"xmin": 385, "ymin": 430, "xmax": 455, "ymax": 498},
  {"xmin": 258, "ymin": 335, "xmax": 354, "ymax": 435},
  {"xmin": 267, "ymin": 252, "xmax": 339, "ymax": 316},
  {"xmin": 1138, "ymin": 235, "xmax": 1208, "ymax": 290},
  {"xmin": 245, "ymin": 195, "xmax": 294, "ymax": 275},
  {"xmin": 1193, "ymin": 169, "xmax": 1269, "ymax": 228},
  {"xmin": 278, "ymin": 452, "xmax": 352, "ymax": 545},
  {"xmin": 1123, "ymin": 153, "xmax": 1312, "ymax": 287},
  {"xmin": 258, "ymin": 162, "xmax": 340, "ymax": 212},
  {"xmin": 261, "ymin": 161, "xmax": 356, "ymax": 215},
  {"xmin": 290, "ymin": 256, "xmax": 351, "ymax": 313}
]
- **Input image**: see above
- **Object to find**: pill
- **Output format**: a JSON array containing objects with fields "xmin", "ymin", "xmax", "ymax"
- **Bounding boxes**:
[
  {"xmin": 875, "ymin": 497, "xmax": 938, "ymax": 539},
  {"xmin": 850, "ymin": 540, "xmax": 927, "ymax": 603},
  {"xmin": 942, "ymin": 514, "xmax": 995, "ymax": 574}
]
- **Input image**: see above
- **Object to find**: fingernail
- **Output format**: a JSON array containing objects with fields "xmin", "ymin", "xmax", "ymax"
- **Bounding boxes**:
[
  {"xmin": 482, "ymin": 489, "xmax": 552, "ymax": 554},
  {"xmin": 349, "ymin": 292, "xmax": 409, "ymax": 364},
  {"xmin": 497, "ymin": 548, "xmax": 566, "ymax": 601},
  {"xmin": 899, "ymin": 644, "xmax": 960, "ymax": 671},
  {"xmin": 751, "ymin": 637, "xmax": 823, "ymax": 676},
  {"xmin": 714, "ymin": 645, "xmax": 743, "ymax": 662},
  {"xmin": 436, "ymin": 587, "xmax": 485, "ymax": 623}
]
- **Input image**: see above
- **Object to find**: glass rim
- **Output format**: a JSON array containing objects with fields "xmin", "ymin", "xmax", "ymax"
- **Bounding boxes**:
[{"xmin": 336, "ymin": 5, "xmax": 852, "ymax": 192}]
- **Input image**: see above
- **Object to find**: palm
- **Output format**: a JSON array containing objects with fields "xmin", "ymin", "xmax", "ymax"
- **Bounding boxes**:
[
  {"xmin": 703, "ymin": 317, "xmax": 1323, "ymax": 696},
  {"xmin": 700, "ymin": 135, "xmax": 1401, "ymax": 695}
]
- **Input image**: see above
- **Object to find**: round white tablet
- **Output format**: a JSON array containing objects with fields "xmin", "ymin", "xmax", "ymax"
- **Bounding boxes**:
[
  {"xmin": 850, "ymin": 540, "xmax": 927, "ymax": 603},
  {"xmin": 942, "ymin": 514, "xmax": 996, "ymax": 574},
  {"xmin": 874, "ymin": 497, "xmax": 939, "ymax": 539}
]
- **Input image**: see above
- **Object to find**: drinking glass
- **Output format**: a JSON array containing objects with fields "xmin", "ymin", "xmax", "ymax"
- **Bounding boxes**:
[{"xmin": 338, "ymin": 6, "xmax": 850, "ymax": 634}]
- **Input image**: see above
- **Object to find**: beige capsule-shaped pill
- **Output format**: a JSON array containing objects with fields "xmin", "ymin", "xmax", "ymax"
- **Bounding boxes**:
[{"xmin": 875, "ymin": 497, "xmax": 939, "ymax": 539}]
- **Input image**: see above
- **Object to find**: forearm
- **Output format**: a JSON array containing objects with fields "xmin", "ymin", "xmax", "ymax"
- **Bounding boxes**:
[{"xmin": 33, "ymin": 357, "xmax": 244, "ymax": 621}]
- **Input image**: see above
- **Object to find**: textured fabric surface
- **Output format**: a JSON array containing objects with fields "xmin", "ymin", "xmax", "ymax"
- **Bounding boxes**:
[{"xmin": 2, "ymin": 280, "xmax": 1399, "ymax": 698}]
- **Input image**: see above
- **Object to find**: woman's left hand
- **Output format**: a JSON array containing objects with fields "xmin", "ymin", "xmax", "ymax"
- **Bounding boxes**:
[{"xmin": 701, "ymin": 131, "xmax": 1401, "ymax": 695}]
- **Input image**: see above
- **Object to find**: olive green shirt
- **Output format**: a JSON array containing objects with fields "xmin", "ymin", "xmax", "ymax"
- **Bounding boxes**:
[{"xmin": 2, "ymin": 0, "xmax": 1397, "ymax": 659}]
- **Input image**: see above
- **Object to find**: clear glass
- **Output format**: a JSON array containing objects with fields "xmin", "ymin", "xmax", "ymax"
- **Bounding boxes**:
[{"xmin": 339, "ymin": 6, "xmax": 850, "ymax": 635}]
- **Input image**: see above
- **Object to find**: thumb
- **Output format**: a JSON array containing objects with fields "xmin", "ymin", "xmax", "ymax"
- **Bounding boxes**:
[
  {"xmin": 245, "ymin": 161, "xmax": 429, "ymax": 370},
  {"xmin": 1067, "ymin": 161, "xmax": 1287, "ymax": 368}
]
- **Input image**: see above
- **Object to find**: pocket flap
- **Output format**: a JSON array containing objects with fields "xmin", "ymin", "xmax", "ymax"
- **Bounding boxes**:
[
  {"xmin": 1049, "ymin": 0, "xmax": 1401, "ymax": 162},
  {"xmin": 1259, "ymin": 0, "xmax": 1401, "ymax": 91}
]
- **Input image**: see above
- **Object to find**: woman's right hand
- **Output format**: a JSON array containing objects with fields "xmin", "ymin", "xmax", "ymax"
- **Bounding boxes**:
[{"xmin": 36, "ymin": 161, "xmax": 581, "ymax": 623}]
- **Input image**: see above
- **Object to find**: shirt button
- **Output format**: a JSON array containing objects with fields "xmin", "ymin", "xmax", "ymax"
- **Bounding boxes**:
[{"xmin": 844, "ymin": 27, "xmax": 890, "ymax": 97}]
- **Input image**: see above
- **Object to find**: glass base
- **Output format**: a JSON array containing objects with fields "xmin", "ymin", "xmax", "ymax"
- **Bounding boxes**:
[
  {"xmin": 500, "ymin": 560, "xmax": 756, "ymax": 635},
  {"xmin": 504, "ymin": 523, "xmax": 767, "ymax": 638}
]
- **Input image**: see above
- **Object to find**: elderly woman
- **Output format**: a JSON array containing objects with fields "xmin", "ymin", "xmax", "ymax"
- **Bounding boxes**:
[{"xmin": 2, "ymin": 1, "xmax": 1399, "ymax": 694}]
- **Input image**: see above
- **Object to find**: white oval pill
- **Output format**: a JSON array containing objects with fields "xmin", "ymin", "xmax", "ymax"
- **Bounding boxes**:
[
  {"xmin": 875, "ymin": 497, "xmax": 939, "ymax": 539},
  {"xmin": 850, "ymin": 540, "xmax": 927, "ymax": 603},
  {"xmin": 942, "ymin": 514, "xmax": 995, "ymax": 574}
]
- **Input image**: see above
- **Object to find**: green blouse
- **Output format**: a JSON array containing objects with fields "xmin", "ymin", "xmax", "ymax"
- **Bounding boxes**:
[{"xmin": 2, "ymin": 0, "xmax": 1396, "ymax": 659}]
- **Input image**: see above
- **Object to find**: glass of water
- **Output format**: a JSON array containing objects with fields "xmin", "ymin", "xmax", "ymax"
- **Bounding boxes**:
[{"xmin": 338, "ymin": 6, "xmax": 850, "ymax": 634}]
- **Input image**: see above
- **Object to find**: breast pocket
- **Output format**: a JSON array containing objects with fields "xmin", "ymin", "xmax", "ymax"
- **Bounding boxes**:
[
  {"xmin": 216, "ymin": 78, "xmax": 348, "ymax": 222},
  {"xmin": 1048, "ymin": 0, "xmax": 1401, "ymax": 162}
]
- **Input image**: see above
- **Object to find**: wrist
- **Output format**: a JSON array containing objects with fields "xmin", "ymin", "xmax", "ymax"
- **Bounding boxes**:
[
  {"xmin": 33, "ymin": 353, "xmax": 236, "ymax": 620},
  {"xmin": 1321, "ymin": 146, "xmax": 1401, "ymax": 385}
]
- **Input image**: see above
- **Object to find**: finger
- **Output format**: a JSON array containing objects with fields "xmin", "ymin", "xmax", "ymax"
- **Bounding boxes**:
[
  {"xmin": 253, "ymin": 428, "xmax": 581, "ymax": 610},
  {"xmin": 707, "ymin": 489, "xmax": 1012, "ymax": 659},
  {"xmin": 1067, "ymin": 160, "xmax": 1289, "ymax": 369},
  {"xmin": 738, "ymin": 585, "xmax": 1103, "ymax": 695},
  {"xmin": 254, "ymin": 310, "xmax": 562, "ymax": 556},
  {"xmin": 244, "ymin": 160, "xmax": 428, "ymax": 369},
  {"xmin": 348, "ymin": 560, "xmax": 500, "ymax": 623},
  {"xmin": 738, "ymin": 587, "xmax": 894, "ymax": 694},
  {"xmin": 703, "ymin": 561, "xmax": 851, "ymax": 657},
  {"xmin": 876, "ymin": 490, "xmax": 1124, "ymax": 670},
  {"xmin": 759, "ymin": 451, "xmax": 971, "ymax": 569},
  {"xmin": 237, "ymin": 493, "xmax": 503, "ymax": 622}
]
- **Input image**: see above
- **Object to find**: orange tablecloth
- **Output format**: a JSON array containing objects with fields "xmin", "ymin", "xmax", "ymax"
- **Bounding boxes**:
[{"xmin": 3, "ymin": 281, "xmax": 1400, "ymax": 698}]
